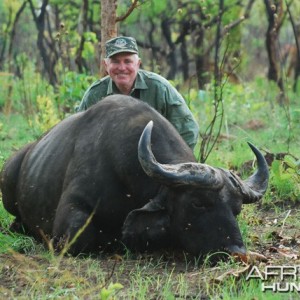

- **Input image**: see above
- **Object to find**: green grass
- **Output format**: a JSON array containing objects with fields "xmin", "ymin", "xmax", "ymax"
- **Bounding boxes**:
[
  {"xmin": 192, "ymin": 81, "xmax": 299, "ymax": 165},
  {"xmin": 0, "ymin": 113, "xmax": 36, "ymax": 161},
  {"xmin": 1, "ymin": 252, "xmax": 300, "ymax": 299}
]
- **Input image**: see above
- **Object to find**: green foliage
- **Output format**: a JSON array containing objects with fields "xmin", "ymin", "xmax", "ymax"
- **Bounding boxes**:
[
  {"xmin": 0, "ymin": 200, "xmax": 38, "ymax": 254},
  {"xmin": 0, "ymin": 53, "xmax": 64, "ymax": 134},
  {"xmin": 0, "ymin": 54, "xmax": 95, "ymax": 127},
  {"xmin": 0, "ymin": 231, "xmax": 38, "ymax": 254},
  {"xmin": 191, "ymin": 77, "xmax": 298, "ymax": 160},
  {"xmin": 0, "ymin": 200, "xmax": 13, "ymax": 229},
  {"xmin": 0, "ymin": 114, "xmax": 35, "ymax": 162},
  {"xmin": 0, "ymin": 0, "xmax": 23, "ymax": 27},
  {"xmin": 30, "ymin": 95, "xmax": 61, "ymax": 135},
  {"xmin": 51, "ymin": 0, "xmax": 83, "ymax": 26},
  {"xmin": 187, "ymin": 74, "xmax": 299, "ymax": 208},
  {"xmin": 57, "ymin": 70, "xmax": 96, "ymax": 113},
  {"xmin": 267, "ymin": 157, "xmax": 300, "ymax": 203},
  {"xmin": 82, "ymin": 32, "xmax": 98, "ymax": 60},
  {"xmin": 0, "ymin": 53, "xmax": 55, "ymax": 114},
  {"xmin": 122, "ymin": 0, "xmax": 168, "ymax": 22},
  {"xmin": 100, "ymin": 282, "xmax": 124, "ymax": 300}
]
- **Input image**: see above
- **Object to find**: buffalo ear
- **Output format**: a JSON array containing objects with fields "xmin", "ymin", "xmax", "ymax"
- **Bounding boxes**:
[{"xmin": 122, "ymin": 199, "xmax": 171, "ymax": 252}]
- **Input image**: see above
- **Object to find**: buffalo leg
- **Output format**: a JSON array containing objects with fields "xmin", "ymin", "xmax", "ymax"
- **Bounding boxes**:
[
  {"xmin": 52, "ymin": 197, "xmax": 119, "ymax": 255},
  {"xmin": 52, "ymin": 201, "xmax": 99, "ymax": 254}
]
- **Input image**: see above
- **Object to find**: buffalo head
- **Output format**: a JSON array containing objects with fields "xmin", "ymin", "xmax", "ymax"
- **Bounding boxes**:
[{"xmin": 122, "ymin": 121, "xmax": 269, "ymax": 257}]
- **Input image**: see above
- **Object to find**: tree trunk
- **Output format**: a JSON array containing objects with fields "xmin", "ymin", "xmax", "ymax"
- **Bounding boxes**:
[
  {"xmin": 293, "ymin": 28, "xmax": 300, "ymax": 92},
  {"xmin": 100, "ymin": 0, "xmax": 117, "ymax": 76},
  {"xmin": 193, "ymin": 26, "xmax": 210, "ymax": 89},
  {"xmin": 4, "ymin": 1, "xmax": 27, "ymax": 114},
  {"xmin": 180, "ymin": 37, "xmax": 189, "ymax": 81},
  {"xmin": 0, "ymin": 7, "xmax": 13, "ymax": 71},
  {"xmin": 148, "ymin": 19, "xmax": 159, "ymax": 72},
  {"xmin": 28, "ymin": 0, "xmax": 58, "ymax": 86},
  {"xmin": 161, "ymin": 18, "xmax": 177, "ymax": 79},
  {"xmin": 176, "ymin": 20, "xmax": 194, "ymax": 82},
  {"xmin": 264, "ymin": 0, "xmax": 284, "ymax": 93},
  {"xmin": 75, "ymin": 0, "xmax": 89, "ymax": 73},
  {"xmin": 286, "ymin": 2, "xmax": 300, "ymax": 92}
]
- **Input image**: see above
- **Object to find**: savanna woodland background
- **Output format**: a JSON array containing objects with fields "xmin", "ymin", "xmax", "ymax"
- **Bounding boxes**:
[{"xmin": 0, "ymin": 0, "xmax": 300, "ymax": 299}]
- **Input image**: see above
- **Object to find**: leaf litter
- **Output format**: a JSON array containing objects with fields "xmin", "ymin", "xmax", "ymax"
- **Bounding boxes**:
[{"xmin": 0, "ymin": 205, "xmax": 300, "ymax": 298}]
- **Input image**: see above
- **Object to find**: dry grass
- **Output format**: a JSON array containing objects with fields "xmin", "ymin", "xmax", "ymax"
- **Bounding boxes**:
[{"xmin": 1, "ymin": 206, "xmax": 300, "ymax": 299}]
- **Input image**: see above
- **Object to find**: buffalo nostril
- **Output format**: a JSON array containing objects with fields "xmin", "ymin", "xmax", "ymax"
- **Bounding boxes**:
[{"xmin": 225, "ymin": 244, "xmax": 247, "ymax": 255}]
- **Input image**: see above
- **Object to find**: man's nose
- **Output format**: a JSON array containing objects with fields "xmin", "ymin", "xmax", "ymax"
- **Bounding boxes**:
[{"xmin": 117, "ymin": 62, "xmax": 126, "ymax": 70}]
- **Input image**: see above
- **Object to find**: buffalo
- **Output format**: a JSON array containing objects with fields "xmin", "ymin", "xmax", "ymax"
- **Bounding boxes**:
[{"xmin": 0, "ymin": 95, "xmax": 269, "ymax": 257}]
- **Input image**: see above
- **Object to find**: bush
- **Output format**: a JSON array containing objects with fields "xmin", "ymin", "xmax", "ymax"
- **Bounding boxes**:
[{"xmin": 266, "ymin": 157, "xmax": 300, "ymax": 203}]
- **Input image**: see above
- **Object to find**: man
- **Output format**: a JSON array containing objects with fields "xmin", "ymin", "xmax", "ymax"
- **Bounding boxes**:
[{"xmin": 77, "ymin": 36, "xmax": 199, "ymax": 149}]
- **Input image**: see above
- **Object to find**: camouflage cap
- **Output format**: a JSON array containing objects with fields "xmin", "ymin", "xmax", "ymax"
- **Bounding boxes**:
[{"xmin": 105, "ymin": 36, "xmax": 139, "ymax": 58}]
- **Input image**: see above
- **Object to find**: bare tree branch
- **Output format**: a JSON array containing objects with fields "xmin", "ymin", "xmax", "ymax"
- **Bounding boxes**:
[
  {"xmin": 205, "ymin": 0, "xmax": 255, "ymax": 55},
  {"xmin": 116, "ymin": 0, "xmax": 139, "ymax": 23}
]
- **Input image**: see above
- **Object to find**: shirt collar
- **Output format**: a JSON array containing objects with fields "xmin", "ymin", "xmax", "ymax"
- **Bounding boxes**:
[
  {"xmin": 134, "ymin": 71, "xmax": 148, "ymax": 90},
  {"xmin": 106, "ymin": 70, "xmax": 148, "ymax": 95}
]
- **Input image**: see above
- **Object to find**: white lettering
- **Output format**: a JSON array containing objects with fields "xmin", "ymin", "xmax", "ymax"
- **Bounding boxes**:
[
  {"xmin": 262, "ymin": 282, "xmax": 300, "ymax": 292},
  {"xmin": 276, "ymin": 283, "xmax": 291, "ymax": 292},
  {"xmin": 262, "ymin": 282, "xmax": 276, "ymax": 292},
  {"xmin": 281, "ymin": 266, "xmax": 298, "ymax": 281},
  {"xmin": 247, "ymin": 265, "xmax": 300, "ymax": 293},
  {"xmin": 246, "ymin": 266, "xmax": 264, "ymax": 281},
  {"xmin": 289, "ymin": 283, "xmax": 300, "ymax": 292},
  {"xmin": 265, "ymin": 266, "xmax": 298, "ymax": 281},
  {"xmin": 265, "ymin": 266, "xmax": 281, "ymax": 280}
]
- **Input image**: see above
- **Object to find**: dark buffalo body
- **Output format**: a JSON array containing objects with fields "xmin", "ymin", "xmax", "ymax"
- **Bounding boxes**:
[{"xmin": 0, "ymin": 95, "xmax": 269, "ymax": 256}]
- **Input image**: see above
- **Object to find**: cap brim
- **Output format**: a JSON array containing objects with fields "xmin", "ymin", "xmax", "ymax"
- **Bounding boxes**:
[{"xmin": 107, "ymin": 49, "xmax": 138, "ymax": 58}]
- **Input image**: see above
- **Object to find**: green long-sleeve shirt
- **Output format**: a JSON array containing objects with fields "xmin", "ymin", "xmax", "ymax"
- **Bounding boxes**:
[{"xmin": 76, "ymin": 69, "xmax": 199, "ymax": 149}]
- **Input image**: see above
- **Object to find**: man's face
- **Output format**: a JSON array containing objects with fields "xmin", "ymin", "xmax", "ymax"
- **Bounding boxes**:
[{"xmin": 104, "ymin": 53, "xmax": 141, "ymax": 94}]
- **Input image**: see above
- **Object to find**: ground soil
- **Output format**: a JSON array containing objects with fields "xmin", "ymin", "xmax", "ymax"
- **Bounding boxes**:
[{"xmin": 0, "ymin": 206, "xmax": 300, "ymax": 299}]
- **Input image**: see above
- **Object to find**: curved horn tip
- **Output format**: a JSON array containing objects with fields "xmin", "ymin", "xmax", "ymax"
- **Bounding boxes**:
[
  {"xmin": 242, "ymin": 141, "xmax": 269, "ymax": 203},
  {"xmin": 139, "ymin": 121, "xmax": 154, "ymax": 149},
  {"xmin": 141, "ymin": 121, "xmax": 154, "ymax": 144},
  {"xmin": 146, "ymin": 120, "xmax": 154, "ymax": 131},
  {"xmin": 247, "ymin": 142, "xmax": 268, "ymax": 168},
  {"xmin": 138, "ymin": 120, "xmax": 155, "ymax": 164},
  {"xmin": 247, "ymin": 142, "xmax": 259, "ymax": 153}
]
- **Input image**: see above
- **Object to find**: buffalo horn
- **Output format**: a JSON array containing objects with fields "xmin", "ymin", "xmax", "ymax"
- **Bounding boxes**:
[
  {"xmin": 241, "ymin": 142, "xmax": 269, "ymax": 203},
  {"xmin": 138, "ymin": 121, "xmax": 224, "ymax": 188}
]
